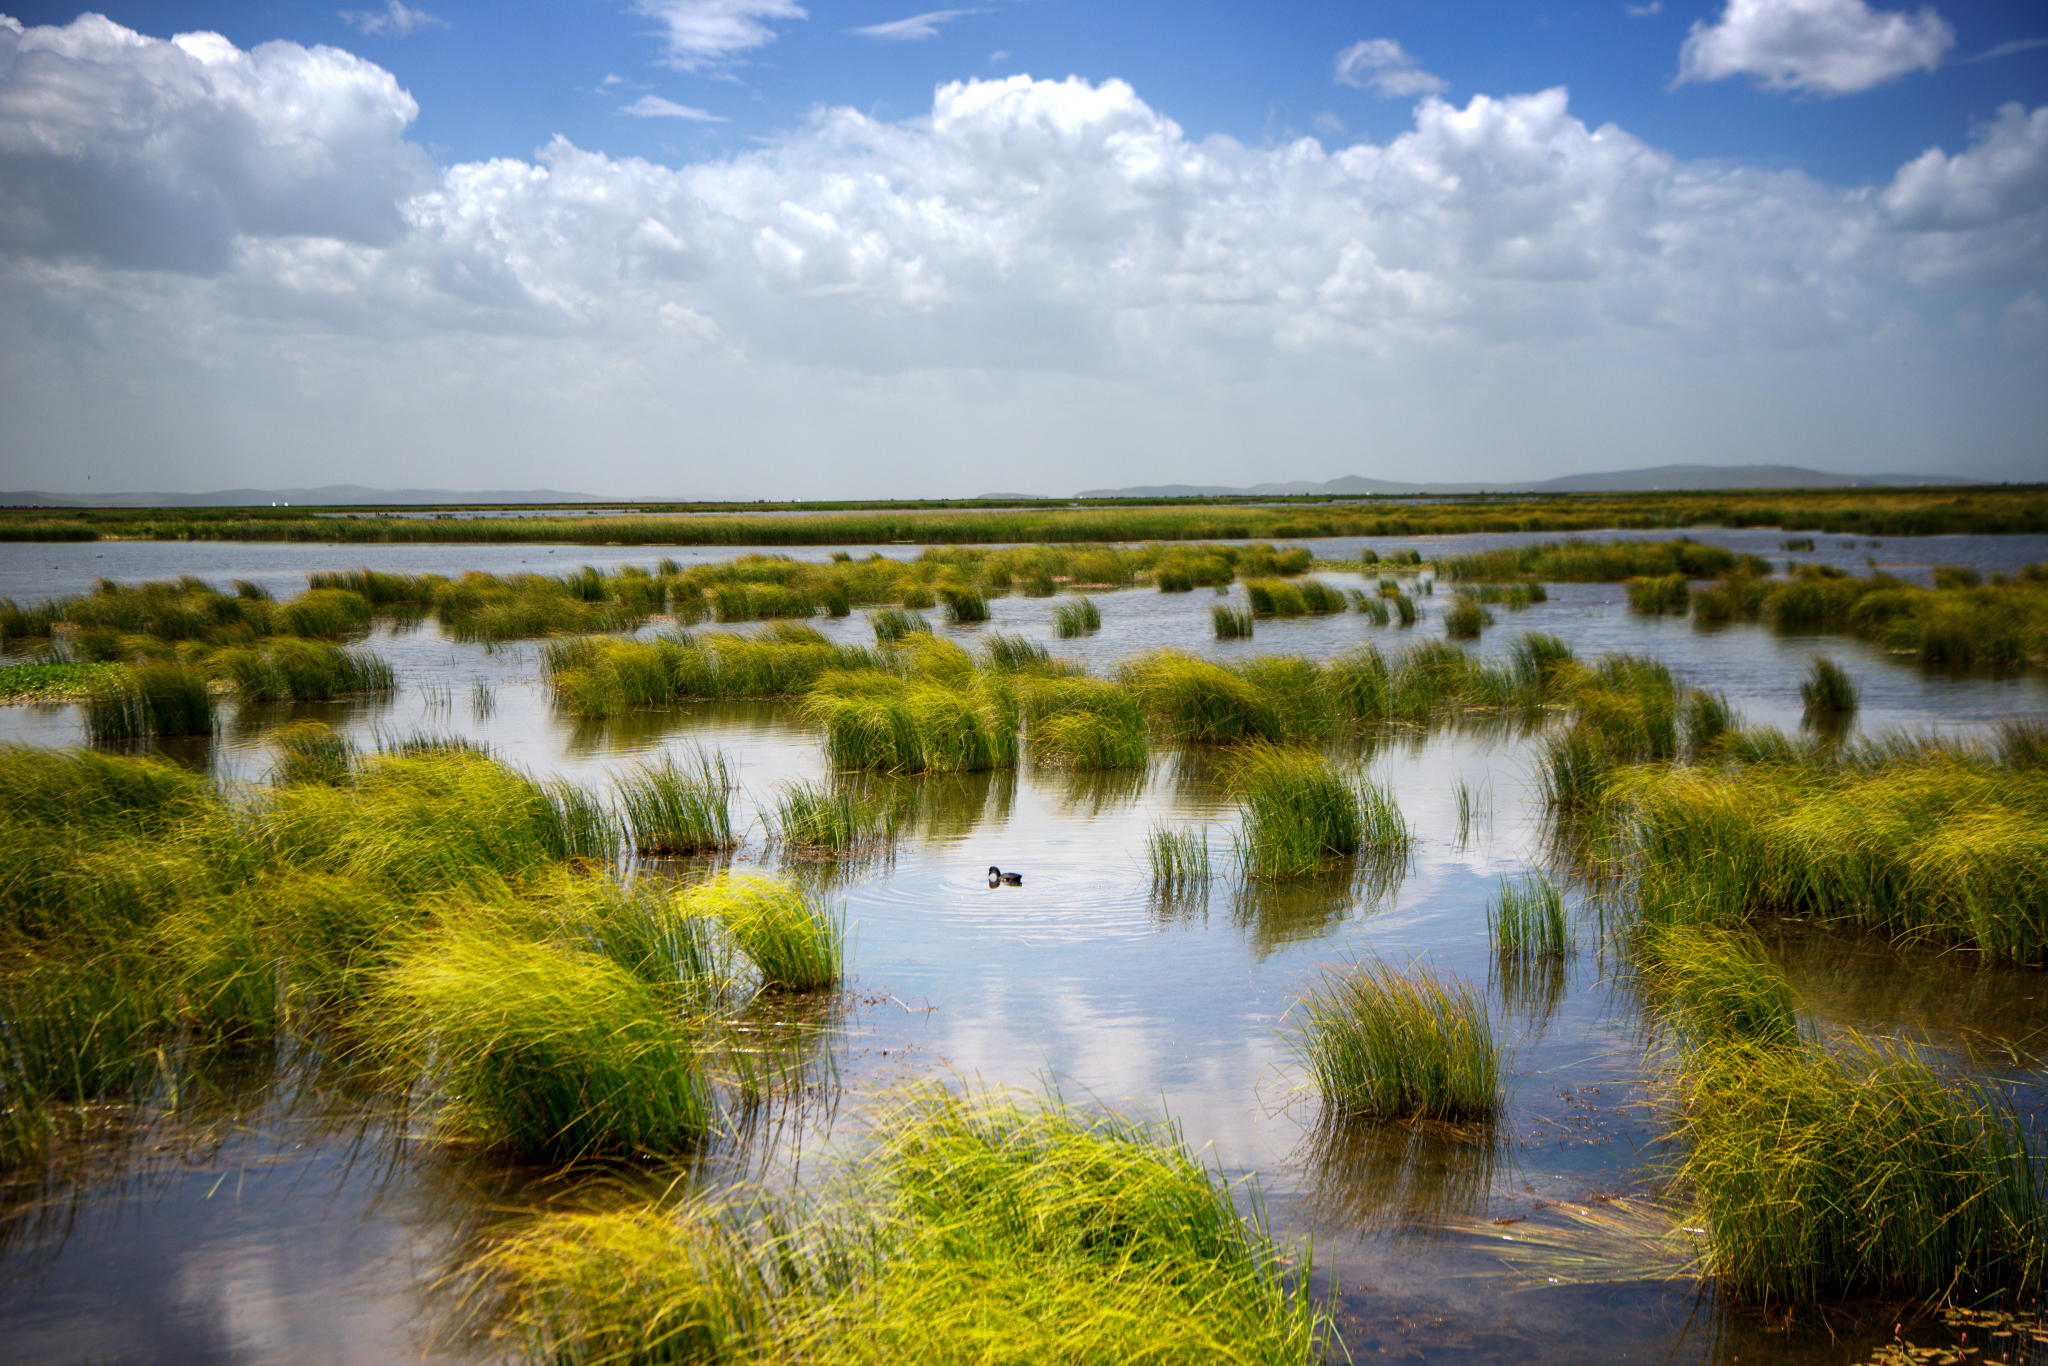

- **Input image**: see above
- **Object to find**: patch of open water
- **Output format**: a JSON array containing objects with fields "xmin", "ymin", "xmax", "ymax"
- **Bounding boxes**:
[{"xmin": 2, "ymin": 535, "xmax": 2045, "ymax": 1365}]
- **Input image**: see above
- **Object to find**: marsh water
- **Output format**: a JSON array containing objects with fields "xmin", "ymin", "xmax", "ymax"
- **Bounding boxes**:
[{"xmin": 3, "ymin": 528, "xmax": 2046, "ymax": 1365}]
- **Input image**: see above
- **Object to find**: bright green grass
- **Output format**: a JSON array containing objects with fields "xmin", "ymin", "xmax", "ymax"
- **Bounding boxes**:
[
  {"xmin": 1674, "ymin": 1035, "xmax": 2044, "ymax": 1304},
  {"xmin": 474, "ymin": 1085, "xmax": 1332, "ymax": 1365},
  {"xmin": 0, "ymin": 662, "xmax": 125, "ymax": 702},
  {"xmin": 83, "ymin": 661, "xmax": 216, "ymax": 742},
  {"xmin": 1799, "ymin": 655, "xmax": 1858, "ymax": 715},
  {"xmin": 1295, "ymin": 957, "xmax": 1501, "ymax": 1121},
  {"xmin": 681, "ymin": 873, "xmax": 844, "ymax": 993},
  {"xmin": 1053, "ymin": 596, "xmax": 1101, "ymax": 637},
  {"xmin": 1147, "ymin": 825, "xmax": 1211, "ymax": 888},
  {"xmin": 1631, "ymin": 924, "xmax": 1800, "ymax": 1055},
  {"xmin": 1230, "ymin": 745, "xmax": 1407, "ymax": 880},
  {"xmin": 372, "ymin": 922, "xmax": 714, "ymax": 1157},
  {"xmin": 1487, "ymin": 874, "xmax": 1570, "ymax": 956},
  {"xmin": 615, "ymin": 749, "xmax": 736, "ymax": 857},
  {"xmin": 766, "ymin": 780, "xmax": 901, "ymax": 855}
]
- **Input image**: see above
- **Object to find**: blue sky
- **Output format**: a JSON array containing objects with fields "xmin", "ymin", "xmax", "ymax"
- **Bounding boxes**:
[
  {"xmin": 19, "ymin": 0, "xmax": 2043, "ymax": 179},
  {"xmin": 1, "ymin": 0, "xmax": 2044, "ymax": 495}
]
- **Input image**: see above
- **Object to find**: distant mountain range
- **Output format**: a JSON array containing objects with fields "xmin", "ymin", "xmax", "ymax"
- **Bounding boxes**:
[
  {"xmin": 1071, "ymin": 464, "xmax": 1979, "ymax": 498},
  {"xmin": 0, "ymin": 485, "xmax": 601, "ymax": 508},
  {"xmin": 3, "ymin": 464, "xmax": 1985, "ymax": 510}
]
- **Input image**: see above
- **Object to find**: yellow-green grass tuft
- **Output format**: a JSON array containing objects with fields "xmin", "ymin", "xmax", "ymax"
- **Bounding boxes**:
[
  {"xmin": 1295, "ymin": 958, "xmax": 1501, "ymax": 1121},
  {"xmin": 681, "ymin": 873, "xmax": 843, "ymax": 993},
  {"xmin": 372, "ymin": 923, "xmax": 714, "ymax": 1157},
  {"xmin": 1673, "ymin": 1035, "xmax": 2044, "ymax": 1304}
]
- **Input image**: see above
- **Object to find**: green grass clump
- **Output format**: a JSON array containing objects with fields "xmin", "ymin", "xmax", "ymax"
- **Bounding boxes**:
[
  {"xmin": 1295, "ymin": 958, "xmax": 1501, "ymax": 1120},
  {"xmin": 270, "ymin": 587, "xmax": 375, "ymax": 638},
  {"xmin": 981, "ymin": 633, "xmax": 1050, "ymax": 671},
  {"xmin": 1349, "ymin": 590, "xmax": 1391, "ymax": 625},
  {"xmin": 803, "ymin": 671, "xmax": 1019, "ymax": 774},
  {"xmin": 939, "ymin": 586, "xmax": 988, "ymax": 623},
  {"xmin": 84, "ymin": 661, "xmax": 216, "ymax": 742},
  {"xmin": 270, "ymin": 720, "xmax": 358, "ymax": 786},
  {"xmin": 1023, "ymin": 676, "xmax": 1147, "ymax": 769},
  {"xmin": 767, "ymin": 780, "xmax": 901, "ymax": 855},
  {"xmin": 1609, "ymin": 753, "xmax": 2048, "ymax": 960},
  {"xmin": 372, "ymin": 923, "xmax": 714, "ymax": 1157},
  {"xmin": 1799, "ymin": 655, "xmax": 1858, "ymax": 716},
  {"xmin": 870, "ymin": 607, "xmax": 931, "ymax": 643},
  {"xmin": 1391, "ymin": 591, "xmax": 1418, "ymax": 626},
  {"xmin": 213, "ymin": 639, "xmax": 395, "ymax": 702},
  {"xmin": 1230, "ymin": 745, "xmax": 1406, "ymax": 879},
  {"xmin": 1487, "ymin": 874, "xmax": 1570, "ymax": 956},
  {"xmin": 1442, "ymin": 594, "xmax": 1493, "ymax": 639},
  {"xmin": 1148, "ymin": 825, "xmax": 1211, "ymax": 889},
  {"xmin": 1631, "ymin": 924, "xmax": 1799, "ymax": 1054},
  {"xmin": 1244, "ymin": 580, "xmax": 1304, "ymax": 617},
  {"xmin": 1441, "ymin": 538, "xmax": 1757, "ymax": 584},
  {"xmin": 544, "ymin": 631, "xmax": 885, "ymax": 714},
  {"xmin": 475, "ymin": 1086, "xmax": 1330, "ymax": 1365},
  {"xmin": 1212, "ymin": 604, "xmax": 1254, "ymax": 639},
  {"xmin": 615, "ymin": 749, "xmax": 736, "ymax": 856},
  {"xmin": 1053, "ymin": 596, "xmax": 1100, "ymax": 637},
  {"xmin": 680, "ymin": 873, "xmax": 843, "ymax": 993},
  {"xmin": 1119, "ymin": 652, "xmax": 1283, "ymax": 743},
  {"xmin": 1626, "ymin": 574, "xmax": 1692, "ymax": 615},
  {"xmin": 1673, "ymin": 1035, "xmax": 2043, "ymax": 1303}
]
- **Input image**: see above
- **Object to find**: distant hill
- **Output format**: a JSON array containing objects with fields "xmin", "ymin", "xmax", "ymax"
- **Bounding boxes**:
[
  {"xmin": 1077, "ymin": 465, "xmax": 1979, "ymax": 498},
  {"xmin": 0, "ymin": 485, "xmax": 601, "ymax": 508}
]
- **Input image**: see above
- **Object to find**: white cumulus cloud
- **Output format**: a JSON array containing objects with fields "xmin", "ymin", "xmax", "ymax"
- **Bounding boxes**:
[
  {"xmin": 0, "ymin": 13, "xmax": 433, "ymax": 271},
  {"xmin": 1678, "ymin": 0, "xmax": 1954, "ymax": 95},
  {"xmin": 1334, "ymin": 39, "xmax": 1446, "ymax": 98},
  {"xmin": 0, "ymin": 14, "xmax": 2042, "ymax": 494},
  {"xmin": 632, "ymin": 0, "xmax": 807, "ymax": 70}
]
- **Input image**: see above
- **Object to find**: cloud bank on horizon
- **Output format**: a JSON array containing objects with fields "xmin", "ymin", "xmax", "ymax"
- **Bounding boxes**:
[{"xmin": 0, "ymin": 1, "xmax": 2043, "ymax": 499}]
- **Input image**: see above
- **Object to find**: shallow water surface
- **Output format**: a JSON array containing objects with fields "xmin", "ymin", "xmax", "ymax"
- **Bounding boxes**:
[{"xmin": 2, "ymin": 534, "xmax": 2045, "ymax": 1365}]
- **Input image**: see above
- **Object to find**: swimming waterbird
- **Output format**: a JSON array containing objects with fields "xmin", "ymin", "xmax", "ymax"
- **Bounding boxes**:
[{"xmin": 987, "ymin": 866, "xmax": 1022, "ymax": 885}]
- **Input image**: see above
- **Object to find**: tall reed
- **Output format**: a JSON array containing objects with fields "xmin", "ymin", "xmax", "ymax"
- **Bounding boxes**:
[
  {"xmin": 767, "ymin": 780, "xmax": 901, "ymax": 854},
  {"xmin": 1673, "ymin": 1035, "xmax": 2043, "ymax": 1303},
  {"xmin": 1443, "ymin": 595, "xmax": 1493, "ymax": 639},
  {"xmin": 939, "ymin": 586, "xmax": 988, "ymax": 624},
  {"xmin": 1487, "ymin": 874, "xmax": 1570, "ymax": 956},
  {"xmin": 270, "ymin": 720, "xmax": 357, "ymax": 785},
  {"xmin": 615, "ymin": 749, "xmax": 736, "ymax": 856},
  {"xmin": 1295, "ymin": 958, "xmax": 1501, "ymax": 1120},
  {"xmin": 1212, "ymin": 604, "xmax": 1254, "ymax": 639},
  {"xmin": 1148, "ymin": 825, "xmax": 1211, "ymax": 888},
  {"xmin": 1230, "ymin": 745, "xmax": 1406, "ymax": 879},
  {"xmin": 1053, "ymin": 596, "xmax": 1100, "ymax": 637},
  {"xmin": 1631, "ymin": 924, "xmax": 1799, "ymax": 1054},
  {"xmin": 870, "ymin": 607, "xmax": 930, "ymax": 644},
  {"xmin": 803, "ymin": 672, "xmax": 1020, "ymax": 774},
  {"xmin": 84, "ymin": 661, "xmax": 216, "ymax": 742},
  {"xmin": 473, "ymin": 1086, "xmax": 1331, "ymax": 1363},
  {"xmin": 1799, "ymin": 655, "xmax": 1858, "ymax": 715}
]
